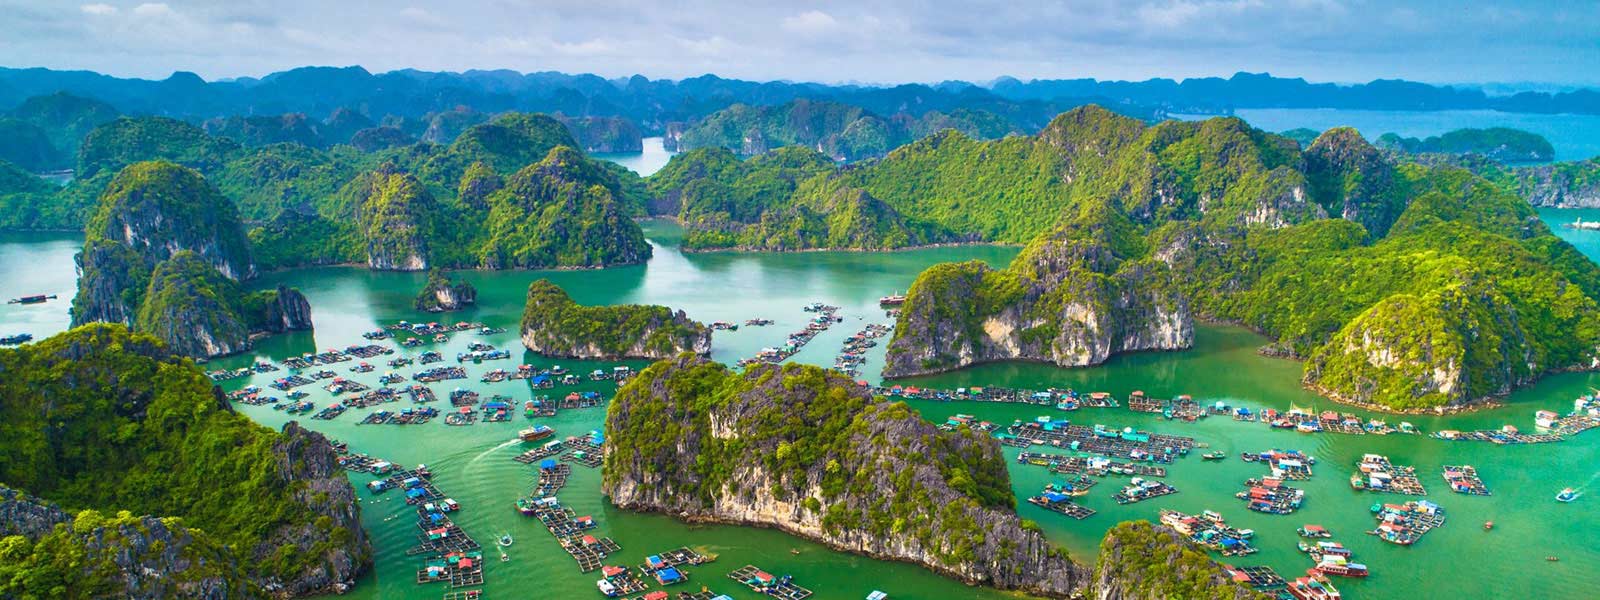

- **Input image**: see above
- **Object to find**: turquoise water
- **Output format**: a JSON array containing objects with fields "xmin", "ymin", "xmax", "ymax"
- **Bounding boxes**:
[
  {"xmin": 1176, "ymin": 108, "xmax": 1600, "ymax": 161},
  {"xmin": 593, "ymin": 137, "xmax": 676, "ymax": 176},
  {"xmin": 7, "ymin": 219, "xmax": 1600, "ymax": 598}
]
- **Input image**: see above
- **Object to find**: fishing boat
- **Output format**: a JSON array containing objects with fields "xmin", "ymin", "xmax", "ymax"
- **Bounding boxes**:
[
  {"xmin": 1483, "ymin": 521, "xmax": 1494, "ymax": 531},
  {"xmin": 498, "ymin": 532, "xmax": 513, "ymax": 547},
  {"xmin": 1202, "ymin": 451, "xmax": 1227, "ymax": 460},
  {"xmin": 1297, "ymin": 525, "xmax": 1332, "ymax": 538},
  {"xmin": 1313, "ymin": 558, "xmax": 1369, "ymax": 578},
  {"xmin": 878, "ymin": 293, "xmax": 907, "ymax": 306},
  {"xmin": 519, "ymin": 425, "xmax": 555, "ymax": 442},
  {"xmin": 1556, "ymin": 487, "xmax": 1581, "ymax": 502},
  {"xmin": 516, "ymin": 495, "xmax": 544, "ymax": 515},
  {"xmin": 6, "ymin": 294, "xmax": 55, "ymax": 304},
  {"xmin": 499, "ymin": 547, "xmax": 509, "ymax": 562}
]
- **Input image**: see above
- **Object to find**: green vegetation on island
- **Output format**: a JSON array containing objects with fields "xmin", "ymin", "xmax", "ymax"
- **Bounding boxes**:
[
  {"xmin": 415, "ymin": 268, "xmax": 477, "ymax": 312},
  {"xmin": 603, "ymin": 355, "xmax": 1260, "ymax": 598},
  {"xmin": 879, "ymin": 110, "xmax": 1600, "ymax": 411},
  {"xmin": 520, "ymin": 279, "xmax": 710, "ymax": 359},
  {"xmin": 1377, "ymin": 127, "xmax": 1554, "ymax": 163},
  {"xmin": 0, "ymin": 324, "xmax": 369, "ymax": 597},
  {"xmin": 666, "ymin": 99, "xmax": 1023, "ymax": 161},
  {"xmin": 647, "ymin": 146, "xmax": 959, "ymax": 250},
  {"xmin": 70, "ymin": 161, "xmax": 312, "ymax": 358}
]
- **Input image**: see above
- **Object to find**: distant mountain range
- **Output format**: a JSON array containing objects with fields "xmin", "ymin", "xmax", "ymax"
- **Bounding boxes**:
[{"xmin": 3, "ymin": 67, "xmax": 1596, "ymax": 127}]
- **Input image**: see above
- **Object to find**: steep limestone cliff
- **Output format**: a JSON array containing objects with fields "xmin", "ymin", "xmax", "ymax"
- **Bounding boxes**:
[
  {"xmin": 884, "ymin": 207, "xmax": 1192, "ymax": 378},
  {"xmin": 70, "ymin": 162, "xmax": 312, "ymax": 358},
  {"xmin": 1302, "ymin": 276, "xmax": 1538, "ymax": 411},
  {"xmin": 1490, "ymin": 158, "xmax": 1600, "ymax": 208},
  {"xmin": 1091, "ymin": 521, "xmax": 1272, "ymax": 600},
  {"xmin": 414, "ymin": 269, "xmax": 477, "ymax": 312},
  {"xmin": 1303, "ymin": 127, "xmax": 1406, "ymax": 239},
  {"xmin": 604, "ymin": 356, "xmax": 1087, "ymax": 597},
  {"xmin": 353, "ymin": 167, "xmax": 434, "ymax": 271},
  {"xmin": 520, "ymin": 279, "xmax": 709, "ymax": 359},
  {"xmin": 0, "ymin": 325, "xmax": 370, "ymax": 598}
]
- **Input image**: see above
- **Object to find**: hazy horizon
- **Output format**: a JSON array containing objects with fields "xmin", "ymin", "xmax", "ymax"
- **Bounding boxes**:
[{"xmin": 2, "ymin": 1, "xmax": 1595, "ymax": 87}]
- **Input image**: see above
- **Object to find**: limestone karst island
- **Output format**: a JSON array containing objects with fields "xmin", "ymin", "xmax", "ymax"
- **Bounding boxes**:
[{"xmin": 2, "ymin": 2, "xmax": 1599, "ymax": 599}]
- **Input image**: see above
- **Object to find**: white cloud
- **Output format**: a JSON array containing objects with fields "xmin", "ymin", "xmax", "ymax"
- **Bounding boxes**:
[
  {"xmin": 782, "ymin": 10, "xmax": 838, "ymax": 35},
  {"xmin": 79, "ymin": 3, "xmax": 117, "ymax": 16},
  {"xmin": 132, "ymin": 3, "xmax": 175, "ymax": 18},
  {"xmin": 1136, "ymin": 0, "xmax": 1264, "ymax": 29},
  {"xmin": 398, "ymin": 6, "xmax": 444, "ymax": 27}
]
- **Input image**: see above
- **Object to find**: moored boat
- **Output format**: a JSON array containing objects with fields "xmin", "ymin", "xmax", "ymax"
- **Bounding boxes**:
[{"xmin": 520, "ymin": 425, "xmax": 555, "ymax": 442}]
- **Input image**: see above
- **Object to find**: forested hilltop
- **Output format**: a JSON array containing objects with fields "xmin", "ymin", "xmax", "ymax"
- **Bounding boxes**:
[
  {"xmin": 665, "ymin": 98, "xmax": 1030, "ymax": 161},
  {"xmin": 3, "ymin": 111, "xmax": 652, "ymax": 271},
  {"xmin": 868, "ymin": 107, "xmax": 1600, "ymax": 412},
  {"xmin": 603, "ymin": 355, "xmax": 1267, "ymax": 599},
  {"xmin": 0, "ymin": 324, "xmax": 370, "ymax": 598}
]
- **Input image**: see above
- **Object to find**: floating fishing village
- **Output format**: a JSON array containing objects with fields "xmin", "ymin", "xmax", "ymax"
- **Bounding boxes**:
[{"xmin": 196, "ymin": 299, "xmax": 1600, "ymax": 600}]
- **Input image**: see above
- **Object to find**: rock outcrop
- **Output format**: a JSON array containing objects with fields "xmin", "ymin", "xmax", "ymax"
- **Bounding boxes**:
[
  {"xmin": 883, "ymin": 209, "xmax": 1192, "ymax": 378},
  {"xmin": 1303, "ymin": 276, "xmax": 1536, "ymax": 411},
  {"xmin": 1303, "ymin": 127, "xmax": 1405, "ymax": 238},
  {"xmin": 604, "ymin": 356, "xmax": 1087, "ymax": 597},
  {"xmin": 1091, "ymin": 521, "xmax": 1272, "ymax": 600},
  {"xmin": 0, "ymin": 486, "xmax": 249, "ymax": 598},
  {"xmin": 354, "ymin": 167, "xmax": 433, "ymax": 271},
  {"xmin": 0, "ymin": 325, "xmax": 371, "ymax": 598},
  {"xmin": 520, "ymin": 279, "xmax": 709, "ymax": 359},
  {"xmin": 256, "ymin": 422, "xmax": 369, "ymax": 596},
  {"xmin": 414, "ymin": 269, "xmax": 477, "ymax": 312},
  {"xmin": 1493, "ymin": 158, "xmax": 1600, "ymax": 208},
  {"xmin": 479, "ymin": 146, "xmax": 651, "ymax": 269},
  {"xmin": 70, "ymin": 162, "xmax": 313, "ymax": 358}
]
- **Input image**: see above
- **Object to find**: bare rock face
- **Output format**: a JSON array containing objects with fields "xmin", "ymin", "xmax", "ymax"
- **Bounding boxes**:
[
  {"xmin": 414, "ymin": 270, "xmax": 477, "ymax": 312},
  {"xmin": 0, "ymin": 486, "xmax": 247, "ymax": 599},
  {"xmin": 604, "ymin": 357, "xmax": 1088, "ymax": 598},
  {"xmin": 883, "ymin": 226, "xmax": 1192, "ymax": 378},
  {"xmin": 256, "ymin": 422, "xmax": 370, "ymax": 596},
  {"xmin": 519, "ymin": 279, "xmax": 710, "ymax": 359},
  {"xmin": 263, "ymin": 286, "xmax": 314, "ymax": 332}
]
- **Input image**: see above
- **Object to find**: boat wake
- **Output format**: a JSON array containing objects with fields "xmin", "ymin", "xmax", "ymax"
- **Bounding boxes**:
[{"xmin": 470, "ymin": 438, "xmax": 523, "ymax": 466}]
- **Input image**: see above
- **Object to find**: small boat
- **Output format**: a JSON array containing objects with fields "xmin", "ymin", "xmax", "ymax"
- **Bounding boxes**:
[
  {"xmin": 789, "ymin": 548, "xmax": 801, "ymax": 555},
  {"xmin": 1546, "ymin": 556, "xmax": 1560, "ymax": 562},
  {"xmin": 878, "ymin": 293, "xmax": 907, "ymax": 306},
  {"xmin": 499, "ymin": 547, "xmax": 509, "ymax": 562},
  {"xmin": 7, "ymin": 294, "xmax": 55, "ymax": 304},
  {"xmin": 1556, "ymin": 488, "xmax": 1580, "ymax": 503},
  {"xmin": 1201, "ymin": 451, "xmax": 1226, "ymax": 460},
  {"xmin": 498, "ymin": 533, "xmax": 514, "ymax": 547},
  {"xmin": 520, "ymin": 425, "xmax": 555, "ymax": 442},
  {"xmin": 1483, "ymin": 521, "xmax": 1494, "ymax": 531}
]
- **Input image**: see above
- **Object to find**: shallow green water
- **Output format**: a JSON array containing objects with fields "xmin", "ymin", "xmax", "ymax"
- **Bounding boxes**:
[{"xmin": 8, "ymin": 219, "xmax": 1600, "ymax": 599}]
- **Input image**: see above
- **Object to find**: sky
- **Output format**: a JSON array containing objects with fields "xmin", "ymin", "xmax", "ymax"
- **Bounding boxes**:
[{"xmin": 0, "ymin": 1, "xmax": 1596, "ymax": 86}]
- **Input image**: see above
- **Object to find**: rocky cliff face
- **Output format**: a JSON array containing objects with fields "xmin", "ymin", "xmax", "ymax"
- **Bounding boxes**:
[
  {"xmin": 884, "ymin": 218, "xmax": 1192, "ymax": 378},
  {"xmin": 604, "ymin": 357, "xmax": 1088, "ymax": 598},
  {"xmin": 1304, "ymin": 127, "xmax": 1405, "ymax": 238},
  {"xmin": 1303, "ymin": 278, "xmax": 1537, "ymax": 411},
  {"xmin": 1496, "ymin": 158, "xmax": 1600, "ymax": 208},
  {"xmin": 0, "ymin": 486, "xmax": 248, "ymax": 598},
  {"xmin": 355, "ymin": 168, "xmax": 434, "ymax": 271},
  {"xmin": 71, "ymin": 239, "xmax": 146, "ymax": 326},
  {"xmin": 262, "ymin": 286, "xmax": 314, "ymax": 333},
  {"xmin": 520, "ymin": 279, "xmax": 709, "ymax": 359},
  {"xmin": 414, "ymin": 270, "xmax": 477, "ymax": 312},
  {"xmin": 85, "ymin": 161, "xmax": 255, "ymax": 279},
  {"xmin": 256, "ymin": 422, "xmax": 370, "ymax": 596},
  {"xmin": 1091, "ymin": 521, "xmax": 1271, "ymax": 600}
]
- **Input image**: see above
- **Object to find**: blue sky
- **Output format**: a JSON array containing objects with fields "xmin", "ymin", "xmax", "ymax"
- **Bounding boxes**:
[{"xmin": 1, "ymin": 1, "xmax": 1595, "ymax": 86}]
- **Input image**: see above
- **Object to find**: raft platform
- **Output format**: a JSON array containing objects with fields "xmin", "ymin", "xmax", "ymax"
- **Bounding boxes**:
[
  {"xmin": 1005, "ymin": 421, "xmax": 1195, "ymax": 463},
  {"xmin": 1230, "ymin": 566, "xmax": 1287, "ymax": 591},
  {"xmin": 1441, "ymin": 465, "xmax": 1491, "ymax": 496},
  {"xmin": 1351, "ymin": 454, "xmax": 1427, "ymax": 496},
  {"xmin": 1026, "ymin": 495, "xmax": 1096, "ymax": 519},
  {"xmin": 728, "ymin": 565, "xmax": 812, "ymax": 600},
  {"xmin": 534, "ymin": 463, "xmax": 571, "ymax": 497}
]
